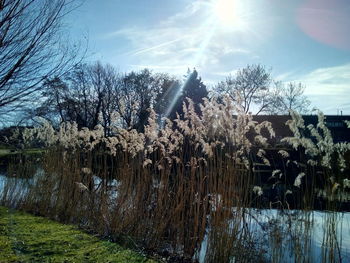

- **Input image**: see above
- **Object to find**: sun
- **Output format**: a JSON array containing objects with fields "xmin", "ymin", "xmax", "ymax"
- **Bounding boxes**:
[{"xmin": 212, "ymin": 0, "xmax": 247, "ymax": 30}]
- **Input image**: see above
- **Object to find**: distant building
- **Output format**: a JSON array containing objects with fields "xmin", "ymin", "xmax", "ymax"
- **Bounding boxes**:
[{"xmin": 253, "ymin": 115, "xmax": 350, "ymax": 144}]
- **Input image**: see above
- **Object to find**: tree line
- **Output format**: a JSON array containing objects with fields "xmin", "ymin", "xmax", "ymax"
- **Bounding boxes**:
[{"xmin": 29, "ymin": 63, "xmax": 310, "ymax": 133}]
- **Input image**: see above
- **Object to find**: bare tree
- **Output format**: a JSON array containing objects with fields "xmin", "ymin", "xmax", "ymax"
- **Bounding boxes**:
[
  {"xmin": 99, "ymin": 64, "xmax": 120, "ymax": 135},
  {"xmin": 34, "ymin": 63, "xmax": 175, "ymax": 133},
  {"xmin": 267, "ymin": 82, "xmax": 311, "ymax": 114},
  {"xmin": 0, "ymin": 0, "xmax": 81, "ymax": 116},
  {"xmin": 68, "ymin": 63, "xmax": 106, "ymax": 129},
  {"xmin": 215, "ymin": 64, "xmax": 272, "ymax": 114},
  {"xmin": 37, "ymin": 62, "xmax": 111, "ymax": 130},
  {"xmin": 34, "ymin": 76, "xmax": 70, "ymax": 126},
  {"xmin": 115, "ymin": 69, "xmax": 172, "ymax": 131}
]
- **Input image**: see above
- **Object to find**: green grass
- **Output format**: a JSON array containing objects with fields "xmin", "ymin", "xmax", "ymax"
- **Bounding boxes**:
[
  {"xmin": 0, "ymin": 207, "xmax": 156, "ymax": 263},
  {"xmin": 0, "ymin": 149, "xmax": 11, "ymax": 156},
  {"xmin": 0, "ymin": 148, "xmax": 44, "ymax": 157}
]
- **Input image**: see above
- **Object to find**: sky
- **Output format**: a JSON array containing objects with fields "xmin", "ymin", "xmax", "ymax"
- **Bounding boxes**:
[{"xmin": 67, "ymin": 0, "xmax": 350, "ymax": 114}]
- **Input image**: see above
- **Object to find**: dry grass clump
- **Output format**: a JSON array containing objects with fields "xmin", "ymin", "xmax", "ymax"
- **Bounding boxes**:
[{"xmin": 1, "ymin": 97, "xmax": 349, "ymax": 262}]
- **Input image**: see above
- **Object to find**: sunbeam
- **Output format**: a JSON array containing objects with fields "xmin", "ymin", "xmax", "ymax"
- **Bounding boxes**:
[
  {"xmin": 163, "ymin": 18, "xmax": 216, "ymax": 120},
  {"xmin": 161, "ymin": 0, "xmax": 257, "ymax": 120}
]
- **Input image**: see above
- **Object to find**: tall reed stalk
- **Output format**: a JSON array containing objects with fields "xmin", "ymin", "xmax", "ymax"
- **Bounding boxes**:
[{"xmin": 1, "ymin": 98, "xmax": 349, "ymax": 262}]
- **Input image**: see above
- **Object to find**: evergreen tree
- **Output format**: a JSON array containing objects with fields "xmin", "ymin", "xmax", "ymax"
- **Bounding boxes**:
[{"xmin": 169, "ymin": 68, "xmax": 208, "ymax": 120}]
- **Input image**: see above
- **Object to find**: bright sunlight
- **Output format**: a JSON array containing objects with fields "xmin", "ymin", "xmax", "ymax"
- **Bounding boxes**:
[{"xmin": 212, "ymin": 0, "xmax": 247, "ymax": 30}]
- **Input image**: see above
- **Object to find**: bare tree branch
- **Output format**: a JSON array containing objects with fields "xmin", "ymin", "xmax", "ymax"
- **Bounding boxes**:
[{"xmin": 0, "ymin": 0, "xmax": 83, "ymax": 117}]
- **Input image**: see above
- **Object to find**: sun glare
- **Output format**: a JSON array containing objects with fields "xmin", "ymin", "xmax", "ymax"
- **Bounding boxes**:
[{"xmin": 212, "ymin": 0, "xmax": 246, "ymax": 30}]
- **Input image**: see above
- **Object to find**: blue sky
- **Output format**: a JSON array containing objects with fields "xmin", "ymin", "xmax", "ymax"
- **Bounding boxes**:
[{"xmin": 68, "ymin": 0, "xmax": 350, "ymax": 114}]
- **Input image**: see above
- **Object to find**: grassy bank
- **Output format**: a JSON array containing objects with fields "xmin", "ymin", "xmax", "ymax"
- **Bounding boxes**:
[
  {"xmin": 0, "ymin": 206, "xmax": 156, "ymax": 262},
  {"xmin": 0, "ymin": 148, "xmax": 44, "ymax": 157}
]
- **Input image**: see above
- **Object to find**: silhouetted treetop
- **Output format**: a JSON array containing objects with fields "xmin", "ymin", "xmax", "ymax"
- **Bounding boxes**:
[{"xmin": 169, "ymin": 68, "xmax": 208, "ymax": 120}]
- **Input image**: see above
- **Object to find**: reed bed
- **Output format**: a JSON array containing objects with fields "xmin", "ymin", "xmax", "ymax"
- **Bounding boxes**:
[{"xmin": 1, "ymin": 97, "xmax": 350, "ymax": 262}]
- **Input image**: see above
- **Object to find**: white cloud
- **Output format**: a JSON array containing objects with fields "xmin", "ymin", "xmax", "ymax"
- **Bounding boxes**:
[
  {"xmin": 129, "ymin": 64, "xmax": 186, "ymax": 71},
  {"xmin": 103, "ymin": 0, "xmax": 258, "ymax": 77},
  {"xmin": 274, "ymin": 71, "xmax": 296, "ymax": 82},
  {"xmin": 282, "ymin": 64, "xmax": 350, "ymax": 114},
  {"xmin": 212, "ymin": 69, "xmax": 239, "ymax": 77},
  {"xmin": 300, "ymin": 64, "xmax": 350, "ymax": 96},
  {"xmin": 160, "ymin": 1, "xmax": 208, "ymax": 26}
]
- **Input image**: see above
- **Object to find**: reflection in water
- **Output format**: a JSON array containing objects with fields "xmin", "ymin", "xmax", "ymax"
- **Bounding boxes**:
[
  {"xmin": 0, "ymin": 170, "xmax": 43, "ymax": 207},
  {"xmin": 199, "ymin": 208, "xmax": 350, "ymax": 262},
  {"xmin": 1, "ymin": 173, "xmax": 349, "ymax": 262}
]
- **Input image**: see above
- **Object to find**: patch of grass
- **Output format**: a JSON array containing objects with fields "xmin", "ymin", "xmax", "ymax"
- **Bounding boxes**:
[
  {"xmin": 0, "ymin": 148, "xmax": 45, "ymax": 157},
  {"xmin": 0, "ymin": 149, "xmax": 11, "ymax": 157},
  {"xmin": 0, "ymin": 206, "xmax": 156, "ymax": 262}
]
